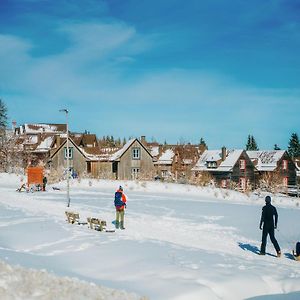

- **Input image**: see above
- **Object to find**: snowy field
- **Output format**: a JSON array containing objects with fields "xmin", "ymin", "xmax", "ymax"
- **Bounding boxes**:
[{"xmin": 0, "ymin": 173, "xmax": 300, "ymax": 300}]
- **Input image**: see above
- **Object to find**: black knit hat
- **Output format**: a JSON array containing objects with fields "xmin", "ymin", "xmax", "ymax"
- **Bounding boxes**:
[{"xmin": 265, "ymin": 195, "xmax": 271, "ymax": 204}]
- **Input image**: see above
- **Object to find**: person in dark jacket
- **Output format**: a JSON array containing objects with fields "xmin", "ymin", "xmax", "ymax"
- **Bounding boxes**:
[
  {"xmin": 259, "ymin": 195, "xmax": 281, "ymax": 257},
  {"xmin": 42, "ymin": 176, "xmax": 47, "ymax": 191},
  {"xmin": 293, "ymin": 242, "xmax": 300, "ymax": 261}
]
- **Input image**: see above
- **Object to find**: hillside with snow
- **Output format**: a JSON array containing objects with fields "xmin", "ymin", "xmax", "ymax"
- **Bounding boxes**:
[{"xmin": 0, "ymin": 173, "xmax": 300, "ymax": 300}]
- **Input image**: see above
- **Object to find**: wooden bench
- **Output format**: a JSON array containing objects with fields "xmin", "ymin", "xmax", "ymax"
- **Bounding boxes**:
[
  {"xmin": 65, "ymin": 211, "xmax": 88, "ymax": 225},
  {"xmin": 87, "ymin": 217, "xmax": 107, "ymax": 231}
]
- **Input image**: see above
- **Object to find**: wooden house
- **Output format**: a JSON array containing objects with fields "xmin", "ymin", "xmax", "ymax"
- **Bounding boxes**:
[
  {"xmin": 154, "ymin": 148, "xmax": 175, "ymax": 180},
  {"xmin": 192, "ymin": 147, "xmax": 255, "ymax": 190},
  {"xmin": 13, "ymin": 123, "xmax": 67, "ymax": 167},
  {"xmin": 110, "ymin": 138, "xmax": 154, "ymax": 180},
  {"xmin": 49, "ymin": 133, "xmax": 102, "ymax": 177},
  {"xmin": 247, "ymin": 150, "xmax": 297, "ymax": 188}
]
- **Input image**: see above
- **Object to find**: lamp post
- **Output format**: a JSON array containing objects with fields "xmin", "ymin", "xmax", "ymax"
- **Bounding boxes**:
[{"xmin": 59, "ymin": 109, "xmax": 70, "ymax": 207}]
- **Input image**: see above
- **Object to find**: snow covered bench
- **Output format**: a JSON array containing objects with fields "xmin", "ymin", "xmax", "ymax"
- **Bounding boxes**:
[
  {"xmin": 65, "ymin": 211, "xmax": 87, "ymax": 225},
  {"xmin": 65, "ymin": 211, "xmax": 80, "ymax": 224},
  {"xmin": 87, "ymin": 217, "xmax": 107, "ymax": 231}
]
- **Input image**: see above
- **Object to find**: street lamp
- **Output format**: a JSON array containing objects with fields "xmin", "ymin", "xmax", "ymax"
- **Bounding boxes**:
[{"xmin": 59, "ymin": 109, "xmax": 70, "ymax": 207}]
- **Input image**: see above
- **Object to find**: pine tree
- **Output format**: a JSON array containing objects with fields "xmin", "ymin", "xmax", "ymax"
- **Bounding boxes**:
[
  {"xmin": 245, "ymin": 135, "xmax": 252, "ymax": 150},
  {"xmin": 245, "ymin": 134, "xmax": 259, "ymax": 150},
  {"xmin": 0, "ymin": 99, "xmax": 8, "ymax": 131},
  {"xmin": 288, "ymin": 133, "xmax": 300, "ymax": 158},
  {"xmin": 250, "ymin": 136, "xmax": 259, "ymax": 150},
  {"xmin": 199, "ymin": 137, "xmax": 207, "ymax": 148}
]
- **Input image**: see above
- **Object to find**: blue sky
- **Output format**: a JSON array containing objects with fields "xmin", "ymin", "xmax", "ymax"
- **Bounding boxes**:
[{"xmin": 0, "ymin": 0, "xmax": 299, "ymax": 149}]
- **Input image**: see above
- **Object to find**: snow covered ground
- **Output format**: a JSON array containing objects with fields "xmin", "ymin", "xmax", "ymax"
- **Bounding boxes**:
[{"xmin": 0, "ymin": 173, "xmax": 300, "ymax": 300}]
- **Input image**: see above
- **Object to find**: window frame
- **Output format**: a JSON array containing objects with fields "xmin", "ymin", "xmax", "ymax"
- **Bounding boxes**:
[
  {"xmin": 64, "ymin": 147, "xmax": 73, "ymax": 159},
  {"xmin": 132, "ymin": 147, "xmax": 141, "ymax": 160},
  {"xmin": 282, "ymin": 160, "xmax": 288, "ymax": 170},
  {"xmin": 131, "ymin": 167, "xmax": 140, "ymax": 179},
  {"xmin": 239, "ymin": 177, "xmax": 246, "ymax": 190},
  {"xmin": 239, "ymin": 159, "xmax": 246, "ymax": 170}
]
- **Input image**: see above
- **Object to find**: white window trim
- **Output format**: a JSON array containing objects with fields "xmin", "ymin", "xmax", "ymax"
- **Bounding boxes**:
[
  {"xmin": 64, "ymin": 147, "xmax": 73, "ymax": 159},
  {"xmin": 131, "ymin": 167, "xmax": 140, "ymax": 179},
  {"xmin": 239, "ymin": 159, "xmax": 246, "ymax": 170},
  {"xmin": 132, "ymin": 147, "xmax": 141, "ymax": 160},
  {"xmin": 239, "ymin": 177, "xmax": 246, "ymax": 190},
  {"xmin": 282, "ymin": 160, "xmax": 288, "ymax": 170}
]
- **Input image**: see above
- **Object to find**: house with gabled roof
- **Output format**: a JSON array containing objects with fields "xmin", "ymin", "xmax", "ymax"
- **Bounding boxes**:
[
  {"xmin": 247, "ymin": 150, "xmax": 297, "ymax": 187},
  {"xmin": 192, "ymin": 147, "xmax": 255, "ymax": 190},
  {"xmin": 154, "ymin": 148, "xmax": 175, "ymax": 180},
  {"xmin": 109, "ymin": 138, "xmax": 154, "ymax": 180},
  {"xmin": 49, "ymin": 132, "xmax": 104, "ymax": 177},
  {"xmin": 13, "ymin": 123, "xmax": 67, "ymax": 167}
]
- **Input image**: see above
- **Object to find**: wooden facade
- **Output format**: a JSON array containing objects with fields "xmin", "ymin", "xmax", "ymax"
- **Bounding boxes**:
[
  {"xmin": 247, "ymin": 150, "xmax": 297, "ymax": 188},
  {"xmin": 49, "ymin": 138, "xmax": 89, "ymax": 176},
  {"xmin": 111, "ymin": 138, "xmax": 155, "ymax": 180},
  {"xmin": 192, "ymin": 149, "xmax": 255, "ymax": 190}
]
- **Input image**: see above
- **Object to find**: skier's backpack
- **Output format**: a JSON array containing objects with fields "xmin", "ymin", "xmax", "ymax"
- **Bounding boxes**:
[{"xmin": 114, "ymin": 191, "xmax": 124, "ymax": 207}]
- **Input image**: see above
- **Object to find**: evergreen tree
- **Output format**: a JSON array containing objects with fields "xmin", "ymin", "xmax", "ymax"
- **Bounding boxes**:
[
  {"xmin": 245, "ymin": 134, "xmax": 259, "ymax": 150},
  {"xmin": 199, "ymin": 137, "xmax": 207, "ymax": 148},
  {"xmin": 288, "ymin": 133, "xmax": 300, "ymax": 158},
  {"xmin": 0, "ymin": 99, "xmax": 8, "ymax": 131},
  {"xmin": 245, "ymin": 135, "xmax": 252, "ymax": 150},
  {"xmin": 250, "ymin": 135, "xmax": 259, "ymax": 150},
  {"xmin": 274, "ymin": 144, "xmax": 281, "ymax": 150}
]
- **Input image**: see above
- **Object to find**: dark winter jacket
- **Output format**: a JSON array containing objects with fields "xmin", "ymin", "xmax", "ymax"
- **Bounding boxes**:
[{"xmin": 259, "ymin": 203, "xmax": 278, "ymax": 229}]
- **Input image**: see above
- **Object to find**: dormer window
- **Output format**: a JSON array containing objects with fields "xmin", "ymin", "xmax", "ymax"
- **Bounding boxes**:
[{"xmin": 207, "ymin": 161, "xmax": 217, "ymax": 168}]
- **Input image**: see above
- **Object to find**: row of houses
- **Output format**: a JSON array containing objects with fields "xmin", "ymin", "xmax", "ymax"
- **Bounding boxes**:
[{"xmin": 12, "ymin": 123, "xmax": 299, "ymax": 191}]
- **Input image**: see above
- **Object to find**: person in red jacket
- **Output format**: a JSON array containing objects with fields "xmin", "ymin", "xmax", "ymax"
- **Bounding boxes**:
[{"xmin": 114, "ymin": 186, "xmax": 127, "ymax": 229}]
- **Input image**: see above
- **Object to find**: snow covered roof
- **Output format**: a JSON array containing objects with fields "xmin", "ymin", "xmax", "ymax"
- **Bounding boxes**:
[
  {"xmin": 246, "ymin": 150, "xmax": 286, "ymax": 171},
  {"xmin": 109, "ymin": 139, "xmax": 136, "ymax": 161},
  {"xmin": 33, "ymin": 136, "xmax": 55, "ymax": 153},
  {"xmin": 19, "ymin": 124, "xmax": 66, "ymax": 134},
  {"xmin": 155, "ymin": 149, "xmax": 175, "ymax": 165},
  {"xmin": 150, "ymin": 146, "xmax": 159, "ymax": 157},
  {"xmin": 182, "ymin": 159, "xmax": 193, "ymax": 165},
  {"xmin": 192, "ymin": 149, "xmax": 244, "ymax": 172}
]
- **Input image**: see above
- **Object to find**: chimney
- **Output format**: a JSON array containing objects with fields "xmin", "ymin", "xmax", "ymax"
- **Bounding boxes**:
[
  {"xmin": 141, "ymin": 135, "xmax": 146, "ymax": 145},
  {"xmin": 12, "ymin": 120, "xmax": 17, "ymax": 130},
  {"xmin": 221, "ymin": 146, "xmax": 226, "ymax": 161}
]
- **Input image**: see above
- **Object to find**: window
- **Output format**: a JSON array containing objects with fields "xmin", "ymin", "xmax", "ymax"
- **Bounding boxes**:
[
  {"xmin": 131, "ymin": 168, "xmax": 140, "ymax": 179},
  {"xmin": 132, "ymin": 147, "xmax": 140, "ymax": 160},
  {"xmin": 239, "ymin": 177, "xmax": 246, "ymax": 191},
  {"xmin": 283, "ymin": 177, "xmax": 288, "ymax": 187},
  {"xmin": 162, "ymin": 170, "xmax": 168, "ymax": 178},
  {"xmin": 282, "ymin": 160, "xmax": 288, "ymax": 170},
  {"xmin": 207, "ymin": 161, "xmax": 217, "ymax": 168},
  {"xmin": 239, "ymin": 159, "xmax": 246, "ymax": 170},
  {"xmin": 221, "ymin": 179, "xmax": 227, "ymax": 188},
  {"xmin": 64, "ymin": 147, "xmax": 73, "ymax": 159}
]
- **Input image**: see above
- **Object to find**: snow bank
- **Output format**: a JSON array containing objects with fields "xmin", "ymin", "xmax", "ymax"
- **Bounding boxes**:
[{"xmin": 0, "ymin": 259, "xmax": 144, "ymax": 300}]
